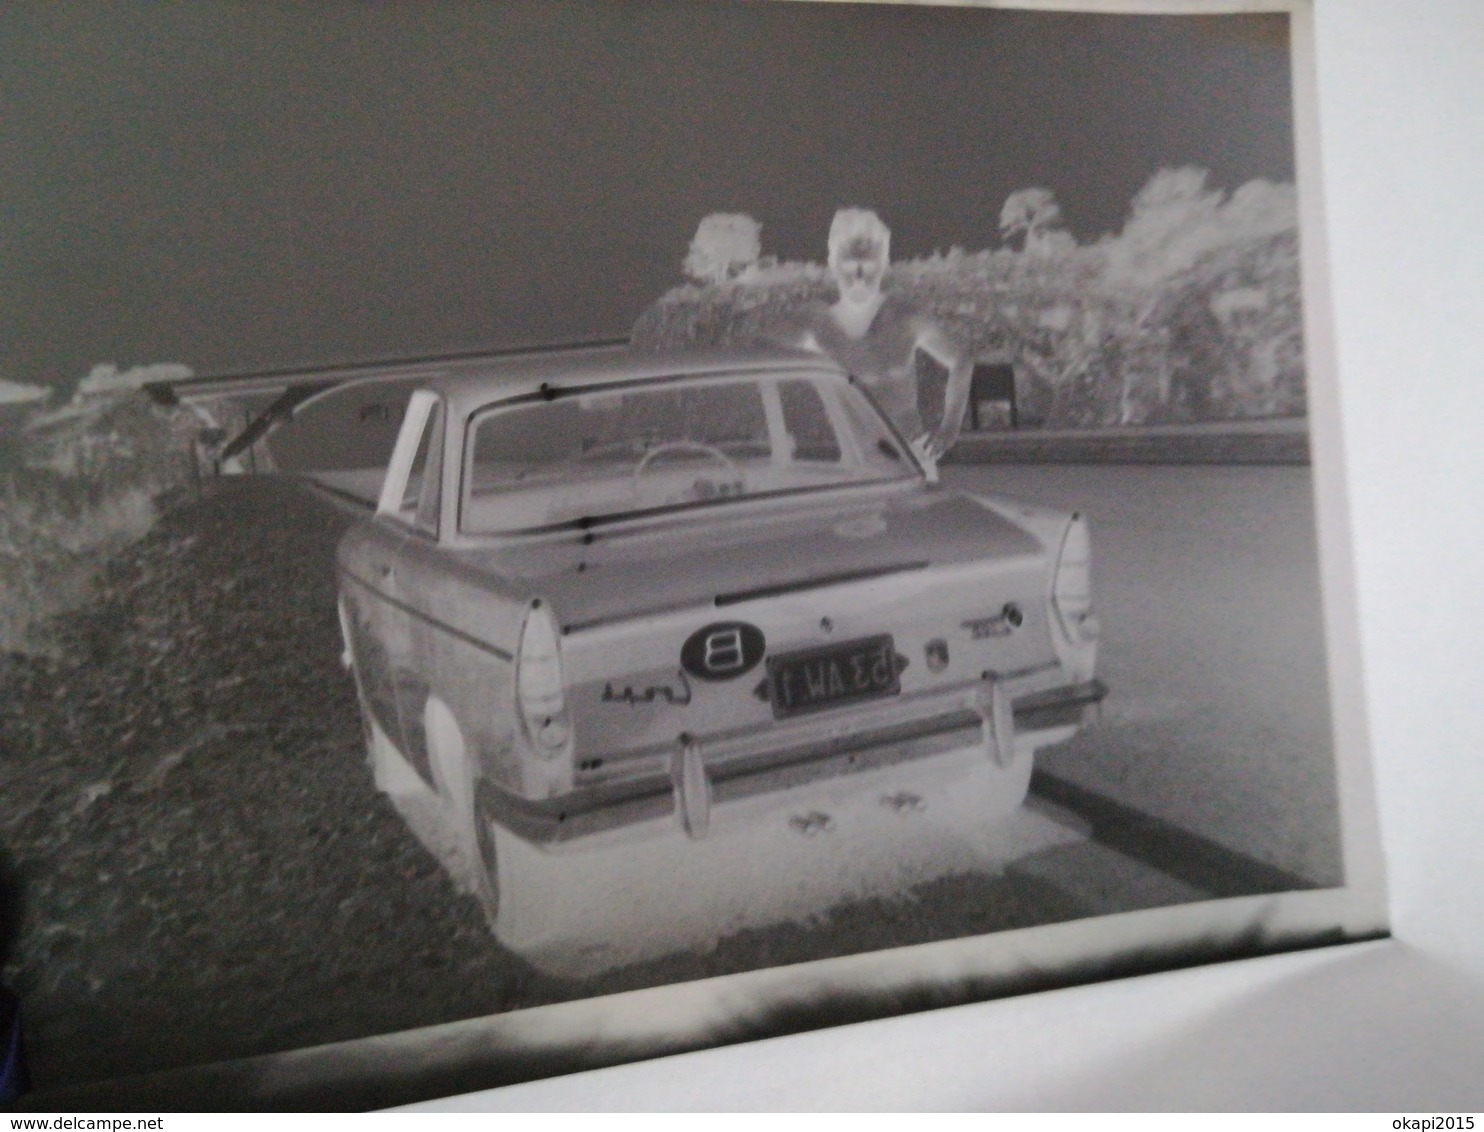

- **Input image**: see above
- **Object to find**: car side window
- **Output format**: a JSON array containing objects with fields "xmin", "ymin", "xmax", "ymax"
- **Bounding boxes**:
[
  {"xmin": 778, "ymin": 380, "xmax": 842, "ymax": 462},
  {"xmin": 399, "ymin": 398, "xmax": 445, "ymax": 536}
]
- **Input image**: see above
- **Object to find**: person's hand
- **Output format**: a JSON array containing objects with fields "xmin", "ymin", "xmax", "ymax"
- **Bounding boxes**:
[{"xmin": 909, "ymin": 434, "xmax": 939, "ymax": 465}]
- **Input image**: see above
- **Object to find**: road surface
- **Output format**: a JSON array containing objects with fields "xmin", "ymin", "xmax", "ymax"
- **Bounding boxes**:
[{"xmin": 942, "ymin": 462, "xmax": 1340, "ymax": 887}]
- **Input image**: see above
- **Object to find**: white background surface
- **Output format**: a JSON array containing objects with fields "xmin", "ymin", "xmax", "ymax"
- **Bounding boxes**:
[{"xmin": 423, "ymin": 0, "xmax": 1484, "ymax": 1110}]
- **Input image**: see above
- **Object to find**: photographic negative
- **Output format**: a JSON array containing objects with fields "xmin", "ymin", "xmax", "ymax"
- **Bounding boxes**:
[{"xmin": 0, "ymin": 0, "xmax": 1384, "ymax": 1109}]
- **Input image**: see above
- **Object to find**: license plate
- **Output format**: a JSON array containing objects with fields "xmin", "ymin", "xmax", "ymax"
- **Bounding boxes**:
[{"xmin": 766, "ymin": 634, "xmax": 900, "ymax": 719}]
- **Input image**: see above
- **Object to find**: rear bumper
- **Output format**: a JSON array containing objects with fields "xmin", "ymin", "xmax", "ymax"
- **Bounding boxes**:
[{"xmin": 485, "ymin": 673, "xmax": 1107, "ymax": 846}]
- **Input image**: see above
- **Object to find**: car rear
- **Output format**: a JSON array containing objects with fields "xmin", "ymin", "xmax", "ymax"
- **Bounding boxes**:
[
  {"xmin": 476, "ymin": 493, "xmax": 1103, "ymax": 971},
  {"xmin": 445, "ymin": 355, "xmax": 1105, "ymax": 968}
]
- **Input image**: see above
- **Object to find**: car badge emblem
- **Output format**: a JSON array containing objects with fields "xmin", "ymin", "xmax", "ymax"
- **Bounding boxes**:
[
  {"xmin": 681, "ymin": 621, "xmax": 766, "ymax": 681},
  {"xmin": 962, "ymin": 603, "xmax": 1024, "ymax": 640},
  {"xmin": 601, "ymin": 670, "xmax": 692, "ymax": 706}
]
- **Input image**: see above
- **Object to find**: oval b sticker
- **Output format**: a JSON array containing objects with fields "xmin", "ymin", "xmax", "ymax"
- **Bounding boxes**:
[{"xmin": 681, "ymin": 622, "xmax": 766, "ymax": 681}]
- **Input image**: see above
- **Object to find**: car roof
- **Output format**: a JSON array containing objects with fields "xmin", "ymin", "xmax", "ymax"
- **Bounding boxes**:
[{"xmin": 424, "ymin": 344, "xmax": 847, "ymax": 414}]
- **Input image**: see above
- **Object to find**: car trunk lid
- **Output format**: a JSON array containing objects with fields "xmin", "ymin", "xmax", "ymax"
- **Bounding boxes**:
[
  {"xmin": 496, "ymin": 491, "xmax": 1061, "ymax": 773},
  {"xmin": 461, "ymin": 489, "xmax": 1044, "ymax": 631}
]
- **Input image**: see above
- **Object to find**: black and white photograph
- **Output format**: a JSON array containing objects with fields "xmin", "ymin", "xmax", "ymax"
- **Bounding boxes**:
[{"xmin": 0, "ymin": 0, "xmax": 1385, "ymax": 1110}]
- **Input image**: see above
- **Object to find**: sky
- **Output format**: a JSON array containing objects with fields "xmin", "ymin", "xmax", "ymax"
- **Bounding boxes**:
[{"xmin": 0, "ymin": 1, "xmax": 1294, "ymax": 390}]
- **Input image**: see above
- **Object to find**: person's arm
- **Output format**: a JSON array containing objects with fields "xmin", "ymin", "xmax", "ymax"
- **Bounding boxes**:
[{"xmin": 914, "ymin": 320, "xmax": 973, "ymax": 459}]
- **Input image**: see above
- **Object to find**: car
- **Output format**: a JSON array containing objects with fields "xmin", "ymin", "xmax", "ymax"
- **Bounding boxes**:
[{"xmin": 335, "ymin": 344, "xmax": 1106, "ymax": 973}]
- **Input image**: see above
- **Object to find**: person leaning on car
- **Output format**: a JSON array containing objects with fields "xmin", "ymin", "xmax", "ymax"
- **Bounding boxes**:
[{"xmin": 766, "ymin": 207, "xmax": 974, "ymax": 463}]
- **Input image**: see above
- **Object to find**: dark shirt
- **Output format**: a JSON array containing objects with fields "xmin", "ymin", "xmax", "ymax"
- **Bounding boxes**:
[{"xmin": 780, "ymin": 295, "xmax": 931, "ymax": 441}]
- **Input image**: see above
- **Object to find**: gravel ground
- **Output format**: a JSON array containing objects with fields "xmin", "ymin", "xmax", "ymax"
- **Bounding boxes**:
[
  {"xmin": 0, "ymin": 477, "xmax": 1109, "ymax": 1095},
  {"xmin": 0, "ymin": 479, "xmax": 534, "ymax": 1088}
]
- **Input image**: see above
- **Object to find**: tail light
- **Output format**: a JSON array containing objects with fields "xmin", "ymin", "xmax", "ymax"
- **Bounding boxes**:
[
  {"xmin": 1051, "ymin": 513, "xmax": 1099, "ymax": 679},
  {"xmin": 516, "ymin": 599, "xmax": 572, "ymax": 759}
]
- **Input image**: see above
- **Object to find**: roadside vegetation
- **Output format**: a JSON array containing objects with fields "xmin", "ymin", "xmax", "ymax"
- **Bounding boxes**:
[
  {"xmin": 633, "ymin": 167, "xmax": 1305, "ymax": 430},
  {"xmin": 0, "ymin": 366, "xmax": 199, "ymax": 654}
]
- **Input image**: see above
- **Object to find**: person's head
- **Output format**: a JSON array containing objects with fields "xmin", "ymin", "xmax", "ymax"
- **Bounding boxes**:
[{"xmin": 827, "ymin": 208, "xmax": 890, "ymax": 305}]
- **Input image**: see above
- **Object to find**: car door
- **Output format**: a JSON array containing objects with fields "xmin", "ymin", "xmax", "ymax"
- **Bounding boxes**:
[
  {"xmin": 266, "ymin": 374, "xmax": 427, "ymax": 507},
  {"xmin": 341, "ymin": 517, "xmax": 409, "ymax": 763},
  {"xmin": 368, "ymin": 391, "xmax": 447, "ymax": 789}
]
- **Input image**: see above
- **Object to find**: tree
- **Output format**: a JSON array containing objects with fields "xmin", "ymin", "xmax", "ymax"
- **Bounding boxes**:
[
  {"xmin": 683, "ymin": 213, "xmax": 762, "ymax": 285},
  {"xmin": 1221, "ymin": 179, "xmax": 1298, "ymax": 242},
  {"xmin": 999, "ymin": 188, "xmax": 1063, "ymax": 253},
  {"xmin": 1105, "ymin": 167, "xmax": 1226, "ymax": 288}
]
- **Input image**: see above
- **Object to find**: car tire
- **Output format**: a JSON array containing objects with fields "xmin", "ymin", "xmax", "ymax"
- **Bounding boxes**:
[
  {"xmin": 423, "ymin": 696, "xmax": 504, "ymax": 933},
  {"xmin": 469, "ymin": 776, "xmax": 502, "ymax": 930},
  {"xmin": 337, "ymin": 596, "xmax": 377, "ymax": 756}
]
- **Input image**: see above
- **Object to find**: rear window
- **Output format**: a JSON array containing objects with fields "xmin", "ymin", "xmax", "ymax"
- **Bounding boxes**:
[{"xmin": 462, "ymin": 370, "xmax": 916, "ymax": 534}]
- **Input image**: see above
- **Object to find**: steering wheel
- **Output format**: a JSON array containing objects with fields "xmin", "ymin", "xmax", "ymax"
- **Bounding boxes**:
[{"xmin": 632, "ymin": 441, "xmax": 741, "ymax": 500}]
